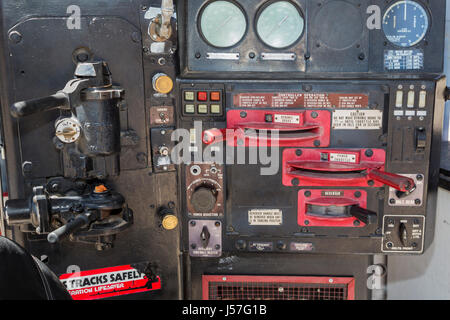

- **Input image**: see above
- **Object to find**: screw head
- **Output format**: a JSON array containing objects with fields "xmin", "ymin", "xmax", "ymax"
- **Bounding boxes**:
[
  {"xmin": 311, "ymin": 111, "xmax": 318, "ymax": 119},
  {"xmin": 415, "ymin": 199, "xmax": 422, "ymax": 205},
  {"xmin": 295, "ymin": 149, "xmax": 303, "ymax": 156},
  {"xmin": 314, "ymin": 140, "xmax": 321, "ymax": 147},
  {"xmin": 416, "ymin": 174, "xmax": 424, "ymax": 181},
  {"xmin": 389, "ymin": 199, "xmax": 396, "ymax": 205},
  {"xmin": 292, "ymin": 178, "xmax": 300, "ymax": 186},
  {"xmin": 240, "ymin": 111, "xmax": 247, "ymax": 118},
  {"xmin": 304, "ymin": 190, "xmax": 311, "ymax": 197},
  {"xmin": 365, "ymin": 149, "xmax": 374, "ymax": 157},
  {"xmin": 354, "ymin": 191, "xmax": 362, "ymax": 198},
  {"xmin": 190, "ymin": 221, "xmax": 196, "ymax": 227}
]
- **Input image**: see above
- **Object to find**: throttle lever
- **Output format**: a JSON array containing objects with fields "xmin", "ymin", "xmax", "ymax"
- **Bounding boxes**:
[
  {"xmin": 367, "ymin": 169, "xmax": 416, "ymax": 195},
  {"xmin": 350, "ymin": 206, "xmax": 377, "ymax": 225}
]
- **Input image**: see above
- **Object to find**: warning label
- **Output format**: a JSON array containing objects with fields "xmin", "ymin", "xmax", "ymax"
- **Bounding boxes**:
[
  {"xmin": 59, "ymin": 264, "xmax": 161, "ymax": 300},
  {"xmin": 248, "ymin": 209, "xmax": 283, "ymax": 226},
  {"xmin": 332, "ymin": 110, "xmax": 383, "ymax": 130},
  {"xmin": 233, "ymin": 93, "xmax": 369, "ymax": 109}
]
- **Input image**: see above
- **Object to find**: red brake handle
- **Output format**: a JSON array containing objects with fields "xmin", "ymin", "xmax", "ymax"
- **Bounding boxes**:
[{"xmin": 367, "ymin": 169, "xmax": 416, "ymax": 193}]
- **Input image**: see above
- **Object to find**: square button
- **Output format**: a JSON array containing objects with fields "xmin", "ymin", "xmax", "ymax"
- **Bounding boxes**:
[
  {"xmin": 198, "ymin": 91, "xmax": 208, "ymax": 101},
  {"xmin": 210, "ymin": 91, "xmax": 221, "ymax": 101},
  {"xmin": 185, "ymin": 104, "xmax": 195, "ymax": 114},
  {"xmin": 210, "ymin": 104, "xmax": 221, "ymax": 114},
  {"xmin": 184, "ymin": 91, "xmax": 195, "ymax": 101},
  {"xmin": 198, "ymin": 104, "xmax": 208, "ymax": 114}
]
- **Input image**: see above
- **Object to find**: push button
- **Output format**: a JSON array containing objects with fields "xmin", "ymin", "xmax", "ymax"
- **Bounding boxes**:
[
  {"xmin": 185, "ymin": 104, "xmax": 195, "ymax": 114},
  {"xmin": 184, "ymin": 91, "xmax": 195, "ymax": 101},
  {"xmin": 210, "ymin": 104, "xmax": 221, "ymax": 114},
  {"xmin": 198, "ymin": 104, "xmax": 208, "ymax": 114},
  {"xmin": 198, "ymin": 92, "xmax": 208, "ymax": 101},
  {"xmin": 210, "ymin": 91, "xmax": 221, "ymax": 101}
]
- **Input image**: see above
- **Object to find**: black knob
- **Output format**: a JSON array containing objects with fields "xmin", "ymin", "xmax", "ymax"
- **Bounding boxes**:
[{"xmin": 191, "ymin": 187, "xmax": 217, "ymax": 213}]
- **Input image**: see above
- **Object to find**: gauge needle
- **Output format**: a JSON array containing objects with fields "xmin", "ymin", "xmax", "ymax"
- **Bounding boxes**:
[
  {"xmin": 404, "ymin": 3, "xmax": 407, "ymax": 21},
  {"xmin": 216, "ymin": 16, "xmax": 233, "ymax": 32},
  {"xmin": 266, "ymin": 15, "xmax": 289, "ymax": 38}
]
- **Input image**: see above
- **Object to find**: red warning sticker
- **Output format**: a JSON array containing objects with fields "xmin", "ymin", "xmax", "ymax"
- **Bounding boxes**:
[
  {"xmin": 233, "ymin": 93, "xmax": 369, "ymax": 109},
  {"xmin": 59, "ymin": 263, "xmax": 161, "ymax": 300}
]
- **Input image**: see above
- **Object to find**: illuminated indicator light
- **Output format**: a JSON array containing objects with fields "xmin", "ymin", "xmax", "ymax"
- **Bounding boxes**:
[
  {"xmin": 211, "ymin": 104, "xmax": 221, "ymax": 114},
  {"xmin": 162, "ymin": 215, "xmax": 178, "ymax": 230},
  {"xmin": 185, "ymin": 104, "xmax": 195, "ymax": 114},
  {"xmin": 185, "ymin": 91, "xmax": 195, "ymax": 101},
  {"xmin": 153, "ymin": 74, "xmax": 173, "ymax": 94},
  {"xmin": 198, "ymin": 104, "xmax": 208, "ymax": 114},
  {"xmin": 198, "ymin": 92, "xmax": 208, "ymax": 101},
  {"xmin": 210, "ymin": 91, "xmax": 221, "ymax": 101}
]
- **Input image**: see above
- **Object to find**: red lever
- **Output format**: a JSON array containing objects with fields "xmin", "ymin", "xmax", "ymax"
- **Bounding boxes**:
[
  {"xmin": 203, "ymin": 128, "xmax": 226, "ymax": 145},
  {"xmin": 367, "ymin": 169, "xmax": 416, "ymax": 193}
]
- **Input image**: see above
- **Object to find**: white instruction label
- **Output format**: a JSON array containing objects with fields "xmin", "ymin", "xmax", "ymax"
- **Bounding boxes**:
[
  {"xmin": 333, "ymin": 110, "xmax": 383, "ymax": 130},
  {"xmin": 329, "ymin": 153, "xmax": 357, "ymax": 163},
  {"xmin": 274, "ymin": 114, "xmax": 300, "ymax": 124},
  {"xmin": 248, "ymin": 209, "xmax": 283, "ymax": 226}
]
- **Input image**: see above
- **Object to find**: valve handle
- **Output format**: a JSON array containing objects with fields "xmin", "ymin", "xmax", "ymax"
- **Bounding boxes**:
[
  {"xmin": 47, "ymin": 212, "xmax": 92, "ymax": 244},
  {"xmin": 367, "ymin": 169, "xmax": 416, "ymax": 193},
  {"xmin": 350, "ymin": 206, "xmax": 377, "ymax": 225},
  {"xmin": 10, "ymin": 92, "xmax": 69, "ymax": 118}
]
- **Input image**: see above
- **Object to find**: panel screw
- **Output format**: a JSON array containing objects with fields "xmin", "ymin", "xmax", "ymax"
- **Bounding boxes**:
[
  {"xmin": 240, "ymin": 111, "xmax": 247, "ymax": 118},
  {"xmin": 304, "ymin": 191, "xmax": 311, "ymax": 197},
  {"xmin": 314, "ymin": 140, "xmax": 321, "ymax": 147},
  {"xmin": 389, "ymin": 199, "xmax": 396, "ymax": 205},
  {"xmin": 415, "ymin": 199, "xmax": 422, "ymax": 205},
  {"xmin": 191, "ymin": 244, "xmax": 197, "ymax": 249},
  {"xmin": 358, "ymin": 53, "xmax": 365, "ymax": 60},
  {"xmin": 296, "ymin": 149, "xmax": 303, "ymax": 156},
  {"xmin": 292, "ymin": 178, "xmax": 300, "ymax": 186},
  {"xmin": 9, "ymin": 31, "xmax": 22, "ymax": 43},
  {"xmin": 311, "ymin": 111, "xmax": 318, "ymax": 119},
  {"xmin": 304, "ymin": 53, "xmax": 311, "ymax": 60},
  {"xmin": 215, "ymin": 221, "xmax": 221, "ymax": 227},
  {"xmin": 354, "ymin": 191, "xmax": 361, "ymax": 198},
  {"xmin": 190, "ymin": 221, "xmax": 196, "ymax": 227},
  {"xmin": 365, "ymin": 149, "xmax": 374, "ymax": 157},
  {"xmin": 215, "ymin": 245, "xmax": 221, "ymax": 250},
  {"xmin": 416, "ymin": 174, "xmax": 423, "ymax": 181},
  {"xmin": 304, "ymin": 220, "xmax": 310, "ymax": 225},
  {"xmin": 249, "ymin": 52, "xmax": 256, "ymax": 59},
  {"xmin": 367, "ymin": 180, "xmax": 375, "ymax": 186},
  {"xmin": 195, "ymin": 52, "xmax": 201, "ymax": 59}
]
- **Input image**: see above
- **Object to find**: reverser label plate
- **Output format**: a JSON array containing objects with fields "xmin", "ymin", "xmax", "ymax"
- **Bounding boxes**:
[
  {"xmin": 332, "ymin": 110, "xmax": 383, "ymax": 130},
  {"xmin": 274, "ymin": 114, "xmax": 300, "ymax": 124},
  {"xmin": 330, "ymin": 153, "xmax": 357, "ymax": 163},
  {"xmin": 248, "ymin": 209, "xmax": 283, "ymax": 226}
]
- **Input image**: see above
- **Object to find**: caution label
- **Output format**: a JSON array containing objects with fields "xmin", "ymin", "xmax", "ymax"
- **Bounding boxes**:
[
  {"xmin": 59, "ymin": 264, "xmax": 161, "ymax": 300},
  {"xmin": 332, "ymin": 110, "xmax": 383, "ymax": 130},
  {"xmin": 248, "ymin": 209, "xmax": 283, "ymax": 226}
]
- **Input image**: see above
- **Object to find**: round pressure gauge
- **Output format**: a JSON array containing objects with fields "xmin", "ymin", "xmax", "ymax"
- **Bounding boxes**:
[
  {"xmin": 199, "ymin": 1, "xmax": 247, "ymax": 48},
  {"xmin": 382, "ymin": 1, "xmax": 429, "ymax": 47},
  {"xmin": 256, "ymin": 1, "xmax": 304, "ymax": 49}
]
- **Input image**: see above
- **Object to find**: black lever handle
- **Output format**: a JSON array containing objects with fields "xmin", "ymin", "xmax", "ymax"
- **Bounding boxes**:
[
  {"xmin": 10, "ymin": 92, "xmax": 69, "ymax": 118},
  {"xmin": 350, "ymin": 206, "xmax": 377, "ymax": 225},
  {"xmin": 47, "ymin": 212, "xmax": 92, "ymax": 244}
]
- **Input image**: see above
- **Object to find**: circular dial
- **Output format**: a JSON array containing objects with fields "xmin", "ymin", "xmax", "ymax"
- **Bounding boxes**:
[
  {"xmin": 191, "ymin": 187, "xmax": 218, "ymax": 213},
  {"xmin": 382, "ymin": 1, "xmax": 429, "ymax": 47},
  {"xmin": 256, "ymin": 1, "xmax": 304, "ymax": 49},
  {"xmin": 199, "ymin": 1, "xmax": 247, "ymax": 48}
]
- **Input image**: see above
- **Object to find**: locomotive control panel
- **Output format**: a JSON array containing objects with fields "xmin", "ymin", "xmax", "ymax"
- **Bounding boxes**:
[{"xmin": 0, "ymin": 0, "xmax": 446, "ymax": 300}]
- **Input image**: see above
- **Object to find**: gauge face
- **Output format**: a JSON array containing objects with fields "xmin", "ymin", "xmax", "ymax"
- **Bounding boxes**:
[
  {"xmin": 382, "ymin": 1, "xmax": 429, "ymax": 47},
  {"xmin": 256, "ymin": 1, "xmax": 304, "ymax": 49},
  {"xmin": 199, "ymin": 1, "xmax": 247, "ymax": 48}
]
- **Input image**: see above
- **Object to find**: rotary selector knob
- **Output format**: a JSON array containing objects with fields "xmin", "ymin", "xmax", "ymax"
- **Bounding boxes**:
[{"xmin": 190, "ymin": 187, "xmax": 217, "ymax": 213}]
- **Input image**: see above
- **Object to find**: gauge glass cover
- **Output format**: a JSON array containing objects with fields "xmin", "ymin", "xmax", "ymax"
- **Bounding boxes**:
[
  {"xmin": 257, "ymin": 1, "xmax": 304, "ymax": 49},
  {"xmin": 200, "ymin": 1, "xmax": 247, "ymax": 48},
  {"xmin": 382, "ymin": 0, "xmax": 429, "ymax": 47}
]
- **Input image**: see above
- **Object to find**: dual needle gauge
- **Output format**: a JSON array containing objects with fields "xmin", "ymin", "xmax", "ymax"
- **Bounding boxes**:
[{"xmin": 199, "ymin": 0, "xmax": 304, "ymax": 49}]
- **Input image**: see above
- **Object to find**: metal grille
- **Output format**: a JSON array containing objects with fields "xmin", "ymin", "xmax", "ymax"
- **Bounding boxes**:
[{"xmin": 203, "ymin": 276, "xmax": 354, "ymax": 300}]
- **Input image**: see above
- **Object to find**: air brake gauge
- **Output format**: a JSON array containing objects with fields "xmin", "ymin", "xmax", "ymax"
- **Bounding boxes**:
[
  {"xmin": 256, "ymin": 1, "xmax": 304, "ymax": 49},
  {"xmin": 382, "ymin": 0, "xmax": 429, "ymax": 47},
  {"xmin": 199, "ymin": 0, "xmax": 247, "ymax": 48}
]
